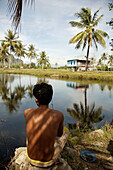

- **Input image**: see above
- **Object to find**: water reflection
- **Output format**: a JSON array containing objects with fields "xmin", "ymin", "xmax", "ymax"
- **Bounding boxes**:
[
  {"xmin": 66, "ymin": 81, "xmax": 104, "ymax": 131},
  {"xmin": 0, "ymin": 75, "xmax": 49, "ymax": 113}
]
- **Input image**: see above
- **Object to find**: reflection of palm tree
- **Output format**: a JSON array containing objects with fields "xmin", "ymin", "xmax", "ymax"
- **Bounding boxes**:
[
  {"xmin": 26, "ymin": 85, "xmax": 33, "ymax": 98},
  {"xmin": 67, "ymin": 102, "xmax": 103, "ymax": 130},
  {"xmin": 99, "ymin": 84, "xmax": 106, "ymax": 92},
  {"xmin": 5, "ymin": 92, "xmax": 19, "ymax": 113},
  {"xmin": 107, "ymin": 85, "xmax": 113, "ymax": 98},
  {"xmin": 67, "ymin": 87, "xmax": 104, "ymax": 130},
  {"xmin": 2, "ymin": 86, "xmax": 9, "ymax": 100},
  {"xmin": 37, "ymin": 77, "xmax": 49, "ymax": 84},
  {"xmin": 15, "ymin": 86, "xmax": 26, "ymax": 101}
]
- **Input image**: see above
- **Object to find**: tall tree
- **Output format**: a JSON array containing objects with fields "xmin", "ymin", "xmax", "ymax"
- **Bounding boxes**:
[
  {"xmin": 106, "ymin": 2, "xmax": 113, "ymax": 53},
  {"xmin": 0, "ymin": 41, "xmax": 9, "ymax": 68},
  {"xmin": 55, "ymin": 62, "xmax": 58, "ymax": 69},
  {"xmin": 101, "ymin": 52, "xmax": 107, "ymax": 71},
  {"xmin": 69, "ymin": 8, "xmax": 109, "ymax": 71},
  {"xmin": 15, "ymin": 41, "xmax": 26, "ymax": 68},
  {"xmin": 8, "ymin": 0, "xmax": 35, "ymax": 30},
  {"xmin": 38, "ymin": 51, "xmax": 50, "ymax": 69},
  {"xmin": 97, "ymin": 58, "xmax": 102, "ymax": 70},
  {"xmin": 108, "ymin": 55, "xmax": 113, "ymax": 70},
  {"xmin": 27, "ymin": 44, "xmax": 37, "ymax": 68},
  {"xmin": 1, "ymin": 30, "xmax": 19, "ymax": 69}
]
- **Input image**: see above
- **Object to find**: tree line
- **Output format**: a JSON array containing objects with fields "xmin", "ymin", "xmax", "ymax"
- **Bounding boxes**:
[{"xmin": 0, "ymin": 30, "xmax": 50, "ymax": 69}]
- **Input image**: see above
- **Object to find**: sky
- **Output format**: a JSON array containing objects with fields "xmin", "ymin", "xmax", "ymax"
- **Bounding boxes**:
[{"xmin": 0, "ymin": 0, "xmax": 113, "ymax": 66}]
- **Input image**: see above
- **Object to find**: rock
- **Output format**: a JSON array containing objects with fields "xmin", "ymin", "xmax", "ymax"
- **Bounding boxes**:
[
  {"xmin": 8, "ymin": 147, "xmax": 72, "ymax": 170},
  {"xmin": 88, "ymin": 129, "xmax": 104, "ymax": 138},
  {"xmin": 64, "ymin": 147, "xmax": 79, "ymax": 158}
]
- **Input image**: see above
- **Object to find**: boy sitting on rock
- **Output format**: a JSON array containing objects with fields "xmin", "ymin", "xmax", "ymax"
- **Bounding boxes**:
[{"xmin": 24, "ymin": 83, "xmax": 69, "ymax": 167}]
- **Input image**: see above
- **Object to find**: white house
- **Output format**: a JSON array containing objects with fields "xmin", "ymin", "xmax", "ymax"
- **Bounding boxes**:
[{"xmin": 67, "ymin": 56, "xmax": 90, "ymax": 71}]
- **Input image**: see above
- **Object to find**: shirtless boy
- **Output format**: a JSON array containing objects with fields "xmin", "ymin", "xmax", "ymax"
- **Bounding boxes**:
[{"xmin": 24, "ymin": 83, "xmax": 69, "ymax": 167}]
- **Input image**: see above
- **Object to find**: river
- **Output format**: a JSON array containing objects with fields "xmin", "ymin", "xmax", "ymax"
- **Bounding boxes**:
[{"xmin": 0, "ymin": 74, "xmax": 113, "ymax": 162}]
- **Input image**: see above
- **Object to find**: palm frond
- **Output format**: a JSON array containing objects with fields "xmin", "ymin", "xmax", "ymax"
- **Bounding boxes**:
[
  {"xmin": 92, "ymin": 8, "xmax": 101, "ymax": 23},
  {"xmin": 93, "ymin": 15, "xmax": 103, "ymax": 26},
  {"xmin": 82, "ymin": 36, "xmax": 88, "ymax": 50},
  {"xmin": 8, "ymin": 0, "xmax": 35, "ymax": 30},
  {"xmin": 92, "ymin": 37, "xmax": 98, "ymax": 50},
  {"xmin": 96, "ymin": 29, "xmax": 109, "ymax": 38},
  {"xmin": 69, "ymin": 31, "xmax": 83, "ymax": 44},
  {"xmin": 94, "ymin": 31, "xmax": 106, "ymax": 48},
  {"xmin": 69, "ymin": 21, "xmax": 85, "ymax": 28}
]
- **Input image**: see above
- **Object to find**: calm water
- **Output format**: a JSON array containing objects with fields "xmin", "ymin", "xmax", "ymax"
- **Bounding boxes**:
[{"xmin": 0, "ymin": 74, "xmax": 113, "ymax": 161}]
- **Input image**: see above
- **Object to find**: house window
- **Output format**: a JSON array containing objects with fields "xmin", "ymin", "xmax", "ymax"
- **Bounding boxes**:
[{"xmin": 71, "ymin": 61, "xmax": 72, "ymax": 65}]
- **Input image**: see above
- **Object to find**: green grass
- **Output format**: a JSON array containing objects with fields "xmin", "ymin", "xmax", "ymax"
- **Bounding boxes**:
[{"xmin": 1, "ymin": 68, "xmax": 113, "ymax": 82}]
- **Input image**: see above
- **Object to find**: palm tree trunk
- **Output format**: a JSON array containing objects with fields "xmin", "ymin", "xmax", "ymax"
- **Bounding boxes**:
[
  {"xmin": 8, "ymin": 55, "xmax": 11, "ymax": 69},
  {"xmin": 29, "ymin": 57, "xmax": 31, "ymax": 68},
  {"xmin": 3, "ymin": 58, "xmax": 6, "ymax": 69},
  {"xmin": 84, "ymin": 87, "xmax": 88, "ymax": 122},
  {"xmin": 85, "ymin": 40, "xmax": 90, "ymax": 72},
  {"xmin": 20, "ymin": 56, "xmax": 21, "ymax": 69}
]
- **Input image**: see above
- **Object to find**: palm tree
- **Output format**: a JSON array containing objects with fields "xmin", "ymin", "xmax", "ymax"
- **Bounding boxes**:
[
  {"xmin": 15, "ymin": 41, "xmax": 26, "ymax": 68},
  {"xmin": 55, "ymin": 62, "xmax": 58, "ymax": 69},
  {"xmin": 108, "ymin": 55, "xmax": 113, "ymax": 71},
  {"xmin": 69, "ymin": 8, "xmax": 109, "ymax": 71},
  {"xmin": 38, "ymin": 51, "xmax": 50, "ymax": 69},
  {"xmin": 8, "ymin": 0, "xmax": 35, "ymax": 30},
  {"xmin": 97, "ymin": 58, "xmax": 102, "ymax": 70},
  {"xmin": 0, "ymin": 41, "xmax": 9, "ymax": 68},
  {"xmin": 27, "ymin": 44, "xmax": 37, "ymax": 68},
  {"xmin": 1, "ymin": 30, "xmax": 19, "ymax": 69},
  {"xmin": 101, "ymin": 53, "xmax": 108, "ymax": 71}
]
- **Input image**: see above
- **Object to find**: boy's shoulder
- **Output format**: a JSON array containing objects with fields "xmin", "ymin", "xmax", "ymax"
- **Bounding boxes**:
[
  {"xmin": 50, "ymin": 109, "xmax": 64, "ymax": 119},
  {"xmin": 24, "ymin": 108, "xmax": 32, "ymax": 117}
]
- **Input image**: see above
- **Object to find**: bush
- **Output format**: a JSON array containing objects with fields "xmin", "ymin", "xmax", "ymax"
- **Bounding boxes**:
[{"xmin": 14, "ymin": 65, "xmax": 20, "ymax": 68}]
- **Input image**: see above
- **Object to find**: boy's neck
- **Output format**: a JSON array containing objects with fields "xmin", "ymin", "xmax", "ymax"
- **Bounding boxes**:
[{"xmin": 39, "ymin": 105, "xmax": 49, "ymax": 109}]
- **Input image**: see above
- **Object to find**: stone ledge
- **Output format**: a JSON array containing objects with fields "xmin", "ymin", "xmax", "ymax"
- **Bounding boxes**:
[{"xmin": 8, "ymin": 147, "xmax": 72, "ymax": 170}]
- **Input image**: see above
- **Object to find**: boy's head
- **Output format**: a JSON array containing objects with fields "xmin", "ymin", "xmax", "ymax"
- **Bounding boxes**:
[{"xmin": 33, "ymin": 83, "xmax": 53, "ymax": 105}]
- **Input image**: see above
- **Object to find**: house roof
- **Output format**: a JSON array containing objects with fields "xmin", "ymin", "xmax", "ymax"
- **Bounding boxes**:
[{"xmin": 67, "ymin": 56, "xmax": 90, "ymax": 61}]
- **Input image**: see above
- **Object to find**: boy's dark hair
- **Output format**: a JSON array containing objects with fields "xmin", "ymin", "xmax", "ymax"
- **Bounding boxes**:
[{"xmin": 33, "ymin": 83, "xmax": 53, "ymax": 105}]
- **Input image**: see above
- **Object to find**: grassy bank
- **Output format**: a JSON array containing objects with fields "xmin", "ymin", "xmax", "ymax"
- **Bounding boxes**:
[
  {"xmin": 0, "ymin": 68, "xmax": 113, "ymax": 82},
  {"xmin": 61, "ymin": 122, "xmax": 113, "ymax": 170}
]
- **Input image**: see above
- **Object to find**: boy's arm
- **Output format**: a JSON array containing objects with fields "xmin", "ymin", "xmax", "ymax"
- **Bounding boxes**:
[{"xmin": 57, "ymin": 114, "xmax": 64, "ymax": 137}]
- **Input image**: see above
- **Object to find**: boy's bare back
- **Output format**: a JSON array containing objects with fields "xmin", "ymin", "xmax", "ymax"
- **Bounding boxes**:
[{"xmin": 24, "ymin": 106, "xmax": 64, "ymax": 162}]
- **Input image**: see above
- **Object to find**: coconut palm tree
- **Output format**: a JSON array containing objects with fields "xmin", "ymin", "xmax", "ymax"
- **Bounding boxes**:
[
  {"xmin": 0, "ymin": 41, "xmax": 9, "ymax": 68},
  {"xmin": 1, "ymin": 30, "xmax": 19, "ymax": 69},
  {"xmin": 15, "ymin": 41, "xmax": 26, "ymax": 68},
  {"xmin": 27, "ymin": 44, "xmax": 37, "ymax": 68},
  {"xmin": 108, "ymin": 55, "xmax": 113, "ymax": 71},
  {"xmin": 38, "ymin": 51, "xmax": 50, "ymax": 69},
  {"xmin": 55, "ymin": 62, "xmax": 58, "ymax": 69},
  {"xmin": 8, "ymin": 0, "xmax": 35, "ymax": 30},
  {"xmin": 101, "ymin": 52, "xmax": 108, "ymax": 71},
  {"xmin": 69, "ymin": 8, "xmax": 109, "ymax": 71}
]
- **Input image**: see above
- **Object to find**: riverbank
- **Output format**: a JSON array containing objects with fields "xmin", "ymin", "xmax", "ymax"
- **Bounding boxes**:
[
  {"xmin": 0, "ymin": 68, "xmax": 113, "ymax": 82},
  {"xmin": 8, "ymin": 122, "xmax": 113, "ymax": 170},
  {"xmin": 61, "ymin": 123, "xmax": 113, "ymax": 169}
]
